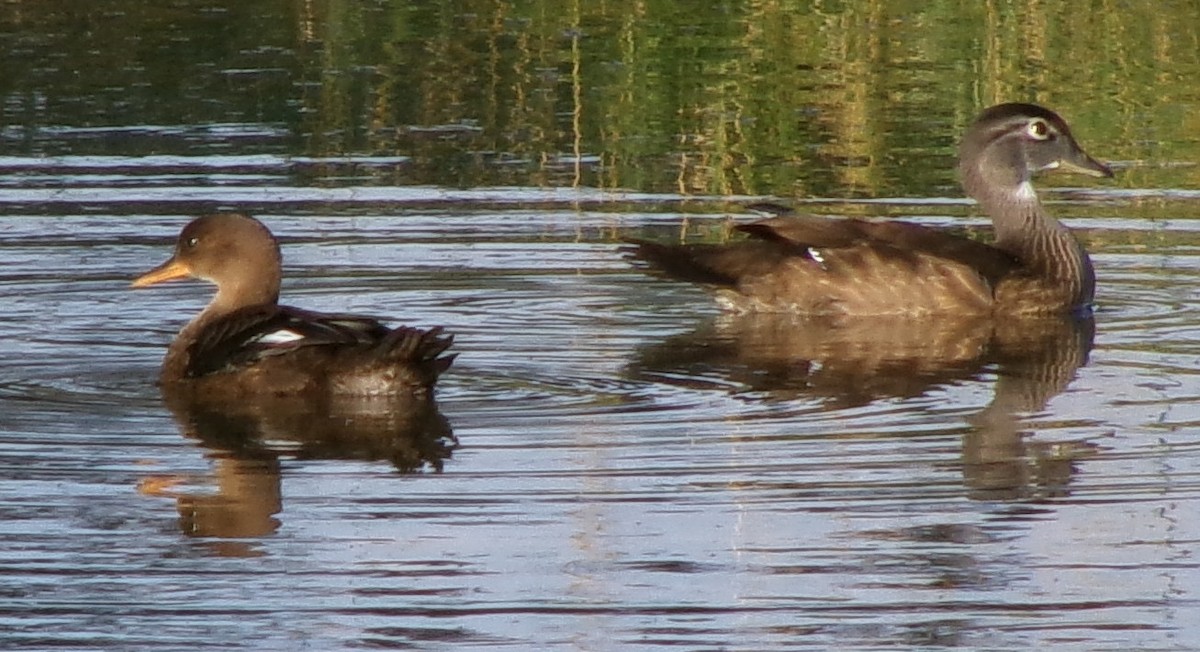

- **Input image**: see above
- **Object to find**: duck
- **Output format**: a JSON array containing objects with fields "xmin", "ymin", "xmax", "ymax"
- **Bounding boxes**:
[
  {"xmin": 132, "ymin": 212, "xmax": 454, "ymax": 397},
  {"xmin": 624, "ymin": 103, "xmax": 1113, "ymax": 316}
]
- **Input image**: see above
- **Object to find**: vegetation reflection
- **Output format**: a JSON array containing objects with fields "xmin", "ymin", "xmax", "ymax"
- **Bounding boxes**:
[{"xmin": 3, "ymin": 0, "xmax": 1199, "ymax": 195}]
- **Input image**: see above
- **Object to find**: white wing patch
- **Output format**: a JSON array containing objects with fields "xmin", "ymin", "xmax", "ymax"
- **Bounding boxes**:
[
  {"xmin": 253, "ymin": 329, "xmax": 306, "ymax": 345},
  {"xmin": 807, "ymin": 247, "xmax": 827, "ymax": 270}
]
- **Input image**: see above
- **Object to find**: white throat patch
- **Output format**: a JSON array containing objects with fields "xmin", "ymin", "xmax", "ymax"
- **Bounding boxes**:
[{"xmin": 1014, "ymin": 180, "xmax": 1038, "ymax": 202}]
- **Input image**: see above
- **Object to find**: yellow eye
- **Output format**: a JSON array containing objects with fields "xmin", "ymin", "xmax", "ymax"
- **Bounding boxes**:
[{"xmin": 1027, "ymin": 120, "xmax": 1051, "ymax": 140}]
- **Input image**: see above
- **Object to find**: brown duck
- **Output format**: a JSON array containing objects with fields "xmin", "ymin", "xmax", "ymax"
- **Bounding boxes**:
[
  {"xmin": 625, "ymin": 103, "xmax": 1113, "ymax": 316},
  {"xmin": 132, "ymin": 213, "xmax": 454, "ymax": 396}
]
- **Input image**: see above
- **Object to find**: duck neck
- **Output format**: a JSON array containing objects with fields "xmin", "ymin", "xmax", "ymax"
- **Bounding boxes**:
[
  {"xmin": 160, "ymin": 284, "xmax": 279, "ymax": 384},
  {"xmin": 160, "ymin": 303, "xmax": 222, "ymax": 385},
  {"xmin": 968, "ymin": 174, "xmax": 1095, "ymax": 309}
]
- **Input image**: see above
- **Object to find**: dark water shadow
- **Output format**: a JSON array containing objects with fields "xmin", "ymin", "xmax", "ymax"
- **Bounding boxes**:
[
  {"xmin": 629, "ymin": 312, "xmax": 1100, "ymax": 500},
  {"xmin": 147, "ymin": 388, "xmax": 456, "ymax": 548}
]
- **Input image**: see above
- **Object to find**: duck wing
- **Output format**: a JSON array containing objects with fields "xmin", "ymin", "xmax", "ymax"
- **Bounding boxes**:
[
  {"xmin": 622, "ymin": 235, "xmax": 802, "ymax": 287},
  {"xmin": 625, "ymin": 211, "xmax": 1022, "ymax": 314},
  {"xmin": 185, "ymin": 305, "xmax": 452, "ymax": 377},
  {"xmin": 738, "ymin": 214, "xmax": 1018, "ymax": 286}
]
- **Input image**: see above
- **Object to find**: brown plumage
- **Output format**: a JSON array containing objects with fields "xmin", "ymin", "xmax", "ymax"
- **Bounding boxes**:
[
  {"xmin": 132, "ymin": 213, "xmax": 454, "ymax": 397},
  {"xmin": 625, "ymin": 103, "xmax": 1113, "ymax": 316}
]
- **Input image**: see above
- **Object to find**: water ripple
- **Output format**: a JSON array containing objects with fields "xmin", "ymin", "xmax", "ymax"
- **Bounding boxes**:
[{"xmin": 0, "ymin": 186, "xmax": 1198, "ymax": 652}]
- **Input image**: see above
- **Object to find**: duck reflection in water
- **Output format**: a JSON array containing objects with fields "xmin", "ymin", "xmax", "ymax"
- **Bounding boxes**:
[
  {"xmin": 131, "ymin": 213, "xmax": 458, "ymax": 541},
  {"xmin": 624, "ymin": 104, "xmax": 1112, "ymax": 500},
  {"xmin": 628, "ymin": 312, "xmax": 1098, "ymax": 500},
  {"xmin": 146, "ymin": 389, "xmax": 456, "ymax": 542}
]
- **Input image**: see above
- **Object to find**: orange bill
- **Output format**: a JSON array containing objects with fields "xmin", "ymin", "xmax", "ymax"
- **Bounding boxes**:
[{"xmin": 131, "ymin": 258, "xmax": 192, "ymax": 288}]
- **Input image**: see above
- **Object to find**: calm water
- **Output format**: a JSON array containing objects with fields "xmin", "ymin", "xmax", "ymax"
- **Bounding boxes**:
[{"xmin": 3, "ymin": 2, "xmax": 1200, "ymax": 651}]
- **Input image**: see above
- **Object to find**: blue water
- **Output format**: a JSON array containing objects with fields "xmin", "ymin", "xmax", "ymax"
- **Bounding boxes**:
[{"xmin": 0, "ymin": 154, "xmax": 1198, "ymax": 650}]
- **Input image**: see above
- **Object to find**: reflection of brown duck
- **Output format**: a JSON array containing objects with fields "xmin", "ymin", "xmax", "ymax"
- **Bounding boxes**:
[
  {"xmin": 132, "ymin": 212, "xmax": 454, "ymax": 397},
  {"xmin": 164, "ymin": 389, "xmax": 457, "ymax": 473},
  {"xmin": 630, "ymin": 313, "xmax": 1098, "ymax": 499},
  {"xmin": 625, "ymin": 103, "xmax": 1112, "ymax": 315},
  {"xmin": 147, "ymin": 388, "xmax": 457, "ymax": 541},
  {"xmin": 630, "ymin": 313, "xmax": 1090, "ymax": 404},
  {"xmin": 961, "ymin": 318, "xmax": 1101, "ymax": 501},
  {"xmin": 131, "ymin": 212, "xmax": 459, "ymax": 540}
]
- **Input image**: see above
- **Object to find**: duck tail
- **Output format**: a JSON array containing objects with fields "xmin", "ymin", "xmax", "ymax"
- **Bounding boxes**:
[
  {"xmin": 621, "ymin": 238, "xmax": 742, "ymax": 287},
  {"xmin": 380, "ymin": 325, "xmax": 457, "ymax": 374}
]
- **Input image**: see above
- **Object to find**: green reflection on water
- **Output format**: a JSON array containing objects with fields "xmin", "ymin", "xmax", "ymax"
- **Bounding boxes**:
[{"xmin": 2, "ymin": 0, "xmax": 1199, "ymax": 196}]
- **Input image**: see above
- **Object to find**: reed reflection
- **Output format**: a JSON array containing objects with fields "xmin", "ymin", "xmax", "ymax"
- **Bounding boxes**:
[
  {"xmin": 630, "ymin": 313, "xmax": 1097, "ymax": 500},
  {"xmin": 145, "ymin": 388, "xmax": 456, "ymax": 542}
]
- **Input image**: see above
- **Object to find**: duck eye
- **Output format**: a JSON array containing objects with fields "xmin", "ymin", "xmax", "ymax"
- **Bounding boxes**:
[
  {"xmin": 1027, "ymin": 120, "xmax": 1052, "ymax": 140},
  {"xmin": 185, "ymin": 237, "xmax": 200, "ymax": 249}
]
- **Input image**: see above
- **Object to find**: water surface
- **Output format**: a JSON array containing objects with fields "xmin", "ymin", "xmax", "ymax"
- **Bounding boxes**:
[{"xmin": 3, "ymin": 2, "xmax": 1200, "ymax": 651}]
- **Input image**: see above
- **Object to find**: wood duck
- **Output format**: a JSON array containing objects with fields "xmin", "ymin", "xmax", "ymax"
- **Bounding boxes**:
[
  {"xmin": 625, "ymin": 103, "xmax": 1113, "ymax": 316},
  {"xmin": 132, "ymin": 213, "xmax": 454, "ymax": 396}
]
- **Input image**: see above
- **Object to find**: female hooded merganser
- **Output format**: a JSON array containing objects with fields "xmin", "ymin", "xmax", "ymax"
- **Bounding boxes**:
[{"xmin": 133, "ymin": 213, "xmax": 454, "ymax": 397}]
